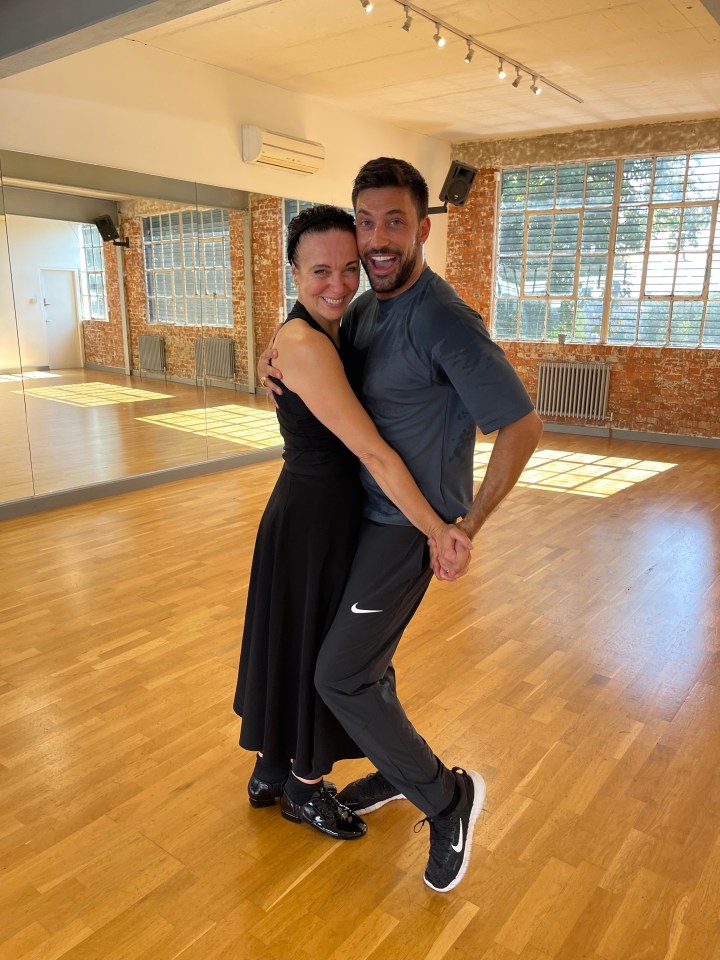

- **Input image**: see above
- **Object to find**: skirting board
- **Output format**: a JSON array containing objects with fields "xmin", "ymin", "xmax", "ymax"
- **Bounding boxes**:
[
  {"xmin": 0, "ymin": 446, "xmax": 283, "ymax": 521},
  {"xmin": 131, "ymin": 369, "xmax": 252, "ymax": 392},
  {"xmin": 543, "ymin": 421, "xmax": 720, "ymax": 448}
]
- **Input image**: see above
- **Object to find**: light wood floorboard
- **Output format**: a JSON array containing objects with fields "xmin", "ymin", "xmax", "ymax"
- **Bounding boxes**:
[
  {"xmin": 1, "ymin": 368, "xmax": 280, "ymax": 501},
  {"xmin": 0, "ymin": 433, "xmax": 718, "ymax": 959}
]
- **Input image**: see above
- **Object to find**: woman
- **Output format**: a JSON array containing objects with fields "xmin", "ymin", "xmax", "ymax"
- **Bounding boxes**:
[{"xmin": 233, "ymin": 205, "xmax": 468, "ymax": 841}]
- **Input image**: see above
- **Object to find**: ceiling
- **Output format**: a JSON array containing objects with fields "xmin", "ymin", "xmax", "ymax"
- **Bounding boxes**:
[{"xmin": 127, "ymin": 0, "xmax": 720, "ymax": 143}]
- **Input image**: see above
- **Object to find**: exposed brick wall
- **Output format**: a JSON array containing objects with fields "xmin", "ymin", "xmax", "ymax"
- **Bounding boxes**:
[
  {"xmin": 81, "ymin": 239, "xmax": 125, "ymax": 368},
  {"xmin": 448, "ymin": 123, "xmax": 720, "ymax": 440},
  {"xmin": 445, "ymin": 168, "xmax": 495, "ymax": 321},
  {"xmin": 454, "ymin": 117, "xmax": 720, "ymax": 169},
  {"xmin": 250, "ymin": 194, "xmax": 285, "ymax": 360},
  {"xmin": 501, "ymin": 341, "xmax": 720, "ymax": 437}
]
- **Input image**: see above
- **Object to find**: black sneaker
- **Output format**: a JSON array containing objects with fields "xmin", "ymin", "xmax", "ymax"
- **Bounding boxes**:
[
  {"xmin": 421, "ymin": 767, "xmax": 485, "ymax": 893},
  {"xmin": 336, "ymin": 771, "xmax": 405, "ymax": 814}
]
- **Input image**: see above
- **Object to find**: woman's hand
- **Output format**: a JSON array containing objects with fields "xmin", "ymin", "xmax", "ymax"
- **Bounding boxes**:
[
  {"xmin": 257, "ymin": 329, "xmax": 284, "ymax": 405},
  {"xmin": 428, "ymin": 523, "xmax": 473, "ymax": 582}
]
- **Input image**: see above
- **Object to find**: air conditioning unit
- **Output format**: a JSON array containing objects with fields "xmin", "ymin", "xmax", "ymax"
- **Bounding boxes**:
[{"xmin": 241, "ymin": 126, "xmax": 325, "ymax": 175}]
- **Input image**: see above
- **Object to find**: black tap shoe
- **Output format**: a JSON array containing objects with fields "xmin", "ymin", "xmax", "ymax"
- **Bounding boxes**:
[
  {"xmin": 280, "ymin": 787, "xmax": 367, "ymax": 839},
  {"xmin": 248, "ymin": 775, "xmax": 337, "ymax": 808}
]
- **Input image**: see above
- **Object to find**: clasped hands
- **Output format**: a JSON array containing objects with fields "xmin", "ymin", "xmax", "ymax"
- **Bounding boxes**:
[{"xmin": 428, "ymin": 523, "xmax": 473, "ymax": 582}]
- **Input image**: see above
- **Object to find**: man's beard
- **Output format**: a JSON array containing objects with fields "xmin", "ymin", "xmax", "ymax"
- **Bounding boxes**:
[{"xmin": 362, "ymin": 246, "xmax": 419, "ymax": 294}]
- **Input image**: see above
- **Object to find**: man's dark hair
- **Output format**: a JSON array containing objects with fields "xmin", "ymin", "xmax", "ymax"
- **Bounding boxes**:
[
  {"xmin": 286, "ymin": 204, "xmax": 356, "ymax": 266},
  {"xmin": 351, "ymin": 157, "xmax": 429, "ymax": 221}
]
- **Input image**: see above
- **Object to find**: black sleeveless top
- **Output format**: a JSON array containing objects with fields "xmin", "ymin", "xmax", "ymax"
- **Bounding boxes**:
[{"xmin": 271, "ymin": 301, "xmax": 358, "ymax": 476}]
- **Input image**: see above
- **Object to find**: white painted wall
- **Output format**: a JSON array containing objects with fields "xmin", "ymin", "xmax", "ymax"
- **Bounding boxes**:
[
  {"xmin": 0, "ymin": 216, "xmax": 22, "ymax": 370},
  {"xmin": 3, "ymin": 217, "xmax": 83, "ymax": 367},
  {"xmin": 0, "ymin": 39, "xmax": 450, "ymax": 269}
]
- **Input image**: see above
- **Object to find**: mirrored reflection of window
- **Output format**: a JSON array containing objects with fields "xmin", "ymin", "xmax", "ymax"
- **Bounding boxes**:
[
  {"xmin": 283, "ymin": 199, "xmax": 370, "ymax": 317},
  {"xmin": 495, "ymin": 152, "xmax": 720, "ymax": 347},
  {"xmin": 79, "ymin": 223, "xmax": 108, "ymax": 320},
  {"xmin": 143, "ymin": 208, "xmax": 233, "ymax": 327}
]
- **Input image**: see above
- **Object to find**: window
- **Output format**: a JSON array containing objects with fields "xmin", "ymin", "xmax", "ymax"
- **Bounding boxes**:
[
  {"xmin": 79, "ymin": 223, "xmax": 108, "ymax": 321},
  {"xmin": 143, "ymin": 209, "xmax": 233, "ymax": 327},
  {"xmin": 283, "ymin": 199, "xmax": 370, "ymax": 317},
  {"xmin": 494, "ymin": 152, "xmax": 720, "ymax": 347}
]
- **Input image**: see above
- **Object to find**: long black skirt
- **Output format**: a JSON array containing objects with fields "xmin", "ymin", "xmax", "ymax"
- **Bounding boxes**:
[{"xmin": 233, "ymin": 464, "xmax": 364, "ymax": 777}]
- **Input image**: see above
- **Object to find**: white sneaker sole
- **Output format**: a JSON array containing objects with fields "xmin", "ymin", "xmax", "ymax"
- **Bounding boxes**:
[
  {"xmin": 355, "ymin": 793, "xmax": 405, "ymax": 815},
  {"xmin": 424, "ymin": 770, "xmax": 486, "ymax": 893}
]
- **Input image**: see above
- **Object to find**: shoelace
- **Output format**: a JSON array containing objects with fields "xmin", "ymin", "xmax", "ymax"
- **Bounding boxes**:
[
  {"xmin": 315, "ymin": 789, "xmax": 353, "ymax": 822},
  {"xmin": 358, "ymin": 771, "xmax": 390, "ymax": 791},
  {"xmin": 414, "ymin": 813, "xmax": 458, "ymax": 866}
]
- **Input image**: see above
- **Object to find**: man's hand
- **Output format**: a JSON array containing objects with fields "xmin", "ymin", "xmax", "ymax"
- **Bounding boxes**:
[
  {"xmin": 428, "ymin": 524, "xmax": 473, "ymax": 582},
  {"xmin": 257, "ymin": 328, "xmax": 284, "ymax": 405}
]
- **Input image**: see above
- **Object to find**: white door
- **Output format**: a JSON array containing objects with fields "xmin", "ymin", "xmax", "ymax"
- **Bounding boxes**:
[{"xmin": 40, "ymin": 269, "xmax": 82, "ymax": 369}]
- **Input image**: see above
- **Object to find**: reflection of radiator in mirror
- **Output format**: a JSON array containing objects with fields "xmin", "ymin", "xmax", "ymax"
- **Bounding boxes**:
[
  {"xmin": 195, "ymin": 338, "xmax": 235, "ymax": 382},
  {"xmin": 138, "ymin": 335, "xmax": 166, "ymax": 379},
  {"xmin": 536, "ymin": 361, "xmax": 611, "ymax": 420}
]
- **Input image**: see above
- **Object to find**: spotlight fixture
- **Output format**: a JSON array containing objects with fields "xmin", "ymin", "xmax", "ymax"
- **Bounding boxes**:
[{"xmin": 354, "ymin": 1, "xmax": 583, "ymax": 104}]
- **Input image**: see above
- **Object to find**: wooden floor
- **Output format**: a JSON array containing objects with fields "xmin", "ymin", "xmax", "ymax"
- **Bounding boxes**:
[
  {"xmin": 0, "ymin": 433, "xmax": 719, "ymax": 960},
  {"xmin": 0, "ymin": 368, "xmax": 280, "ymax": 502}
]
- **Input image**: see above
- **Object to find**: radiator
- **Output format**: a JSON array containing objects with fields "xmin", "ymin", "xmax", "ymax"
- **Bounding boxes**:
[
  {"xmin": 138, "ymin": 335, "xmax": 166, "ymax": 372},
  {"xmin": 536, "ymin": 361, "xmax": 611, "ymax": 420},
  {"xmin": 195, "ymin": 338, "xmax": 235, "ymax": 380}
]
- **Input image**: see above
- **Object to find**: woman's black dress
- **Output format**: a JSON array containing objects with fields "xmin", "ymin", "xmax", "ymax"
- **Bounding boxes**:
[{"xmin": 233, "ymin": 302, "xmax": 364, "ymax": 777}]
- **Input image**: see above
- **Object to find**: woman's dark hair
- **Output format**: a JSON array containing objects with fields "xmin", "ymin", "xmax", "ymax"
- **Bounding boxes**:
[
  {"xmin": 286, "ymin": 204, "xmax": 356, "ymax": 266},
  {"xmin": 351, "ymin": 157, "xmax": 429, "ymax": 221}
]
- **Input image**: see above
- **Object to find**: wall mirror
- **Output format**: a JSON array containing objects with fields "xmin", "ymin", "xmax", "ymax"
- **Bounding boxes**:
[{"xmin": 0, "ymin": 151, "xmax": 283, "ymax": 510}]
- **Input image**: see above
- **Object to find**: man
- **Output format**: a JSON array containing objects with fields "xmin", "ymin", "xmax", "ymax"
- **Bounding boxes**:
[{"xmin": 260, "ymin": 158, "xmax": 543, "ymax": 892}]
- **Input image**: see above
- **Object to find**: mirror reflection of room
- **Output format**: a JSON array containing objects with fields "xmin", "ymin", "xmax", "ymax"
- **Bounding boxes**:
[
  {"xmin": 0, "ymin": 165, "xmax": 35, "ymax": 502},
  {"xmin": 0, "ymin": 161, "xmax": 285, "ymax": 504}
]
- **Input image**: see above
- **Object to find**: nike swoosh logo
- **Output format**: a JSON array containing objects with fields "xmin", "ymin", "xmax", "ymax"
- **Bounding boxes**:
[
  {"xmin": 351, "ymin": 602, "xmax": 383, "ymax": 614},
  {"xmin": 451, "ymin": 822, "xmax": 464, "ymax": 853}
]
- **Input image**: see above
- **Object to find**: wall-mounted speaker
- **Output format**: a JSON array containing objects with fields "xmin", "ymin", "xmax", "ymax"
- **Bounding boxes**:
[
  {"xmin": 94, "ymin": 215, "xmax": 119, "ymax": 242},
  {"xmin": 438, "ymin": 161, "xmax": 477, "ymax": 206}
]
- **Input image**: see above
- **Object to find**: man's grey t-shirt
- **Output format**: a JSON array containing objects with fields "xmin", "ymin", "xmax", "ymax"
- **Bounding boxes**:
[{"xmin": 342, "ymin": 267, "xmax": 535, "ymax": 525}]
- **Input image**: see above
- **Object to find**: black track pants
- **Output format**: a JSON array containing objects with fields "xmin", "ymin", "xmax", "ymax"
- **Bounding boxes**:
[{"xmin": 315, "ymin": 519, "xmax": 456, "ymax": 817}]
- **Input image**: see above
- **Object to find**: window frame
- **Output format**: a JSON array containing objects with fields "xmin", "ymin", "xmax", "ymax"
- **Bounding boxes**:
[
  {"xmin": 142, "ymin": 208, "xmax": 234, "ymax": 328},
  {"xmin": 492, "ymin": 152, "xmax": 720, "ymax": 348},
  {"xmin": 78, "ymin": 223, "xmax": 109, "ymax": 322}
]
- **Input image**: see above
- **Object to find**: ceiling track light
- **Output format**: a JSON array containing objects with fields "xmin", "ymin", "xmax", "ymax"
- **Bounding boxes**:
[{"xmin": 360, "ymin": 2, "xmax": 583, "ymax": 103}]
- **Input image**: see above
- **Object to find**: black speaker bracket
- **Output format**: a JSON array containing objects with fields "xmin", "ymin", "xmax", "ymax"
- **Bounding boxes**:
[
  {"xmin": 112, "ymin": 238, "xmax": 130, "ymax": 247},
  {"xmin": 428, "ymin": 202, "xmax": 449, "ymax": 215}
]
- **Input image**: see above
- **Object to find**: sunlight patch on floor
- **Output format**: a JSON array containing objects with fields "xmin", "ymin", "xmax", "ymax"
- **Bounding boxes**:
[
  {"xmin": 137, "ymin": 404, "xmax": 282, "ymax": 448},
  {"xmin": 16, "ymin": 382, "xmax": 173, "ymax": 406},
  {"xmin": 0, "ymin": 371, "xmax": 62, "ymax": 382},
  {"xmin": 474, "ymin": 443, "xmax": 677, "ymax": 498}
]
